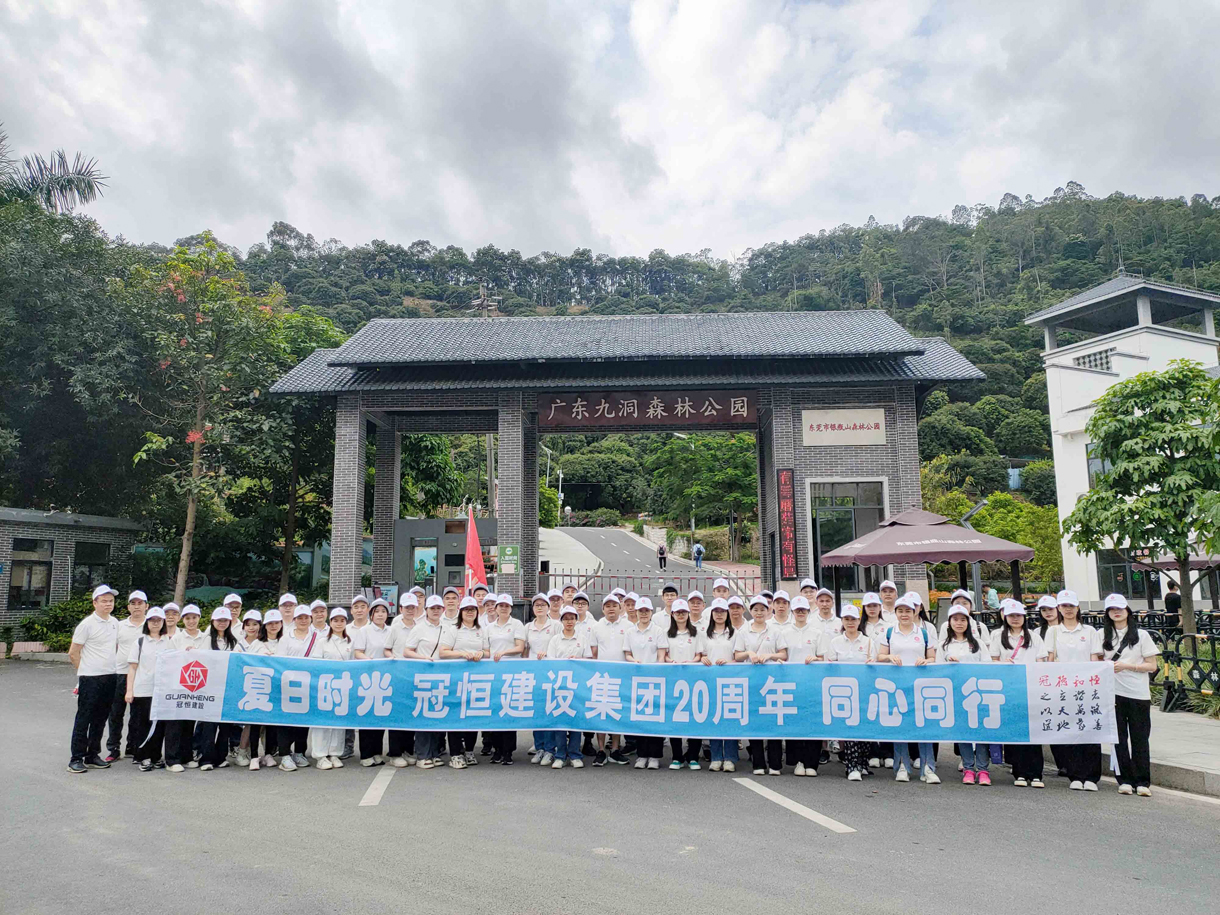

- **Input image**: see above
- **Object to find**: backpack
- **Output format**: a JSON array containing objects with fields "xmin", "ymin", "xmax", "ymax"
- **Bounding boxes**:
[
  {"xmin": 693, "ymin": 544, "xmax": 704, "ymax": 557},
  {"xmin": 886, "ymin": 626, "xmax": 929, "ymax": 649}
]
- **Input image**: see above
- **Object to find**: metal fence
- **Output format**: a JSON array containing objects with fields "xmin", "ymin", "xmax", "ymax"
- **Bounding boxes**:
[
  {"xmin": 1160, "ymin": 634, "xmax": 1218, "ymax": 710},
  {"xmin": 538, "ymin": 569, "xmax": 763, "ymax": 605}
]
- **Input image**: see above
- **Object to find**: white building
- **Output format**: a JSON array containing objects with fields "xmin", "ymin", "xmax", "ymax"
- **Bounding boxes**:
[{"xmin": 1025, "ymin": 275, "xmax": 1220, "ymax": 610}]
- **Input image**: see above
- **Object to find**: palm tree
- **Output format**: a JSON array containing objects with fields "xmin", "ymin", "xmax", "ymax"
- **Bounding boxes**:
[{"xmin": 0, "ymin": 124, "xmax": 106, "ymax": 213}]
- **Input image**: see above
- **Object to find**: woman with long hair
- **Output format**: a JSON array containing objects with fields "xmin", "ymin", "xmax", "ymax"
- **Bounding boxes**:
[
  {"xmin": 486, "ymin": 594, "xmax": 526, "ymax": 764},
  {"xmin": 822, "ymin": 605, "xmax": 873, "ymax": 781},
  {"xmin": 235, "ymin": 609, "xmax": 268, "ymax": 770},
  {"xmin": 310, "ymin": 608, "xmax": 354, "ymax": 770},
  {"xmin": 439, "ymin": 597, "xmax": 487, "ymax": 769},
  {"xmin": 700, "ymin": 599, "xmax": 736, "ymax": 771},
  {"xmin": 878, "ymin": 596, "xmax": 937, "ymax": 784},
  {"xmin": 353, "ymin": 599, "xmax": 394, "ymax": 768},
  {"xmin": 1092, "ymin": 593, "xmax": 1160, "ymax": 797},
  {"xmin": 665, "ymin": 600, "xmax": 704, "ymax": 770},
  {"xmin": 1048, "ymin": 589, "xmax": 1101, "ymax": 790},
  {"xmin": 125, "ymin": 608, "xmax": 171, "ymax": 771},
  {"xmin": 989, "ymin": 598, "xmax": 1048, "ymax": 787},
  {"xmin": 938, "ymin": 605, "xmax": 992, "ymax": 785},
  {"xmin": 734, "ymin": 595, "xmax": 788, "ymax": 776},
  {"xmin": 195, "ymin": 607, "xmax": 239, "ymax": 771}
]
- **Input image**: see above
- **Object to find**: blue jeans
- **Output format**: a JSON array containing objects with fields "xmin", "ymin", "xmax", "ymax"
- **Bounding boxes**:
[
  {"xmin": 533, "ymin": 730, "xmax": 554, "ymax": 755},
  {"xmin": 695, "ymin": 556, "xmax": 703, "ymax": 569},
  {"xmin": 989, "ymin": 744, "xmax": 1003, "ymax": 765},
  {"xmin": 959, "ymin": 743, "xmax": 989, "ymax": 771},
  {"xmin": 554, "ymin": 731, "xmax": 582, "ymax": 761},
  {"xmin": 894, "ymin": 741, "xmax": 935, "ymax": 774},
  {"xmin": 708, "ymin": 739, "xmax": 732, "ymax": 762}
]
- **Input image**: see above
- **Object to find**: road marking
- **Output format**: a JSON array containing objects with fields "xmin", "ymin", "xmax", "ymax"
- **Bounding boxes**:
[
  {"xmin": 359, "ymin": 767, "xmax": 395, "ymax": 807},
  {"xmin": 733, "ymin": 777, "xmax": 856, "ymax": 833}
]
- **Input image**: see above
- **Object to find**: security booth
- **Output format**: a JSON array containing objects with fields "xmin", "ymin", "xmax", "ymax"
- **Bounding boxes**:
[
  {"xmin": 270, "ymin": 311, "xmax": 982, "ymax": 604},
  {"xmin": 0, "ymin": 507, "xmax": 142, "ymax": 626},
  {"xmin": 392, "ymin": 516, "xmax": 498, "ymax": 594}
]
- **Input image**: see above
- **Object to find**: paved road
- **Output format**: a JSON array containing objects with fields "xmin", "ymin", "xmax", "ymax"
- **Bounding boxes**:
[
  {"xmin": 556, "ymin": 527, "xmax": 759, "ymax": 599},
  {"xmin": 5, "ymin": 661, "xmax": 1220, "ymax": 915}
]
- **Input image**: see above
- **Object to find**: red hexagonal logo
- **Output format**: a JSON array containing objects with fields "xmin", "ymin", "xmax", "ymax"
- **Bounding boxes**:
[{"xmin": 179, "ymin": 660, "xmax": 208, "ymax": 692}]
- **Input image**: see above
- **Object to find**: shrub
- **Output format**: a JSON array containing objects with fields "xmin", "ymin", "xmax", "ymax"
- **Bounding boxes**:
[
  {"xmin": 565, "ymin": 508, "xmax": 623, "ymax": 528},
  {"xmin": 20, "ymin": 594, "xmax": 116, "ymax": 643},
  {"xmin": 632, "ymin": 519, "xmax": 645, "ymax": 536}
]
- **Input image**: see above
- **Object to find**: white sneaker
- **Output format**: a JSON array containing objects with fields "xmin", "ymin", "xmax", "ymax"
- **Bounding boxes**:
[
  {"xmin": 186, "ymin": 760, "xmax": 200, "ymax": 769},
  {"xmin": 330, "ymin": 756, "xmax": 344, "ymax": 769},
  {"xmin": 248, "ymin": 757, "xmax": 259, "ymax": 771},
  {"xmin": 753, "ymin": 768, "xmax": 765, "ymax": 776},
  {"xmin": 723, "ymin": 761, "xmax": 735, "ymax": 773},
  {"xmin": 391, "ymin": 756, "xmax": 408, "ymax": 768},
  {"xmin": 570, "ymin": 759, "xmax": 584, "ymax": 769},
  {"xmin": 417, "ymin": 758, "xmax": 435, "ymax": 770},
  {"xmin": 552, "ymin": 758, "xmax": 565, "ymax": 769},
  {"xmin": 540, "ymin": 752, "xmax": 555, "ymax": 767},
  {"xmin": 805, "ymin": 767, "xmax": 818, "ymax": 777},
  {"xmin": 647, "ymin": 758, "xmax": 660, "ymax": 770},
  {"xmin": 923, "ymin": 771, "xmax": 941, "ymax": 785},
  {"xmin": 261, "ymin": 754, "xmax": 276, "ymax": 768},
  {"xmin": 794, "ymin": 762, "xmax": 806, "ymax": 776},
  {"xmin": 1069, "ymin": 780, "xmax": 1084, "ymax": 791},
  {"xmin": 884, "ymin": 757, "xmax": 894, "ymax": 768},
  {"xmin": 848, "ymin": 770, "xmax": 863, "ymax": 782},
  {"xmin": 235, "ymin": 749, "xmax": 251, "ymax": 767},
  {"xmin": 709, "ymin": 761, "xmax": 723, "ymax": 771},
  {"xmin": 199, "ymin": 763, "xmax": 214, "ymax": 771},
  {"xmin": 1118, "ymin": 783, "xmax": 1134, "ymax": 795},
  {"xmin": 634, "ymin": 757, "xmax": 647, "ymax": 769},
  {"xmin": 1136, "ymin": 786, "xmax": 1152, "ymax": 797},
  {"xmin": 1084, "ymin": 781, "xmax": 1098, "ymax": 792},
  {"xmin": 895, "ymin": 766, "xmax": 910, "ymax": 782},
  {"xmin": 868, "ymin": 757, "xmax": 881, "ymax": 768},
  {"xmin": 169, "ymin": 764, "xmax": 185, "ymax": 773},
  {"xmin": 278, "ymin": 757, "xmax": 297, "ymax": 772},
  {"xmin": 531, "ymin": 751, "xmax": 544, "ymax": 764},
  {"xmin": 1031, "ymin": 779, "xmax": 1045, "ymax": 789},
  {"xmin": 1014, "ymin": 777, "xmax": 1028, "ymax": 787},
  {"xmin": 292, "ymin": 753, "xmax": 310, "ymax": 768},
  {"xmin": 957, "ymin": 761, "xmax": 964, "ymax": 772},
  {"xmin": 317, "ymin": 757, "xmax": 333, "ymax": 770},
  {"xmin": 767, "ymin": 769, "xmax": 781, "ymax": 777},
  {"xmin": 361, "ymin": 757, "xmax": 378, "ymax": 767},
  {"xmin": 449, "ymin": 756, "xmax": 467, "ymax": 769},
  {"xmin": 913, "ymin": 758, "xmax": 921, "ymax": 769},
  {"xmin": 404, "ymin": 754, "xmax": 417, "ymax": 765}
]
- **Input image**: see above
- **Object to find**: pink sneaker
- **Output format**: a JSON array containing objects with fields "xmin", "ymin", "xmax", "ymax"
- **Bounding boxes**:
[
  {"xmin": 977, "ymin": 771, "xmax": 991, "ymax": 786},
  {"xmin": 962, "ymin": 770, "xmax": 976, "ymax": 785}
]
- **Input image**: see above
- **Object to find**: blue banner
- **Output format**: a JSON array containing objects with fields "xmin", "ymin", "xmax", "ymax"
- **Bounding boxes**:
[{"xmin": 152, "ymin": 651, "xmax": 1118, "ymax": 744}]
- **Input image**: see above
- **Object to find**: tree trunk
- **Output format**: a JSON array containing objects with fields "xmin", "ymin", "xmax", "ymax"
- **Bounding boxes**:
[
  {"xmin": 1177, "ymin": 555, "xmax": 1197, "ymax": 635},
  {"xmin": 279, "ymin": 438, "xmax": 301, "ymax": 594},
  {"xmin": 173, "ymin": 394, "xmax": 207, "ymax": 605}
]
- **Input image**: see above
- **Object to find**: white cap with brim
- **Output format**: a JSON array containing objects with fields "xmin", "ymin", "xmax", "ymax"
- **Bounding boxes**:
[
  {"xmin": 532, "ymin": 593, "xmax": 549, "ymax": 605},
  {"xmin": 1104, "ymin": 593, "xmax": 1128, "ymax": 610},
  {"xmin": 727, "ymin": 595, "xmax": 744, "ymax": 606},
  {"xmin": 636, "ymin": 597, "xmax": 654, "ymax": 611},
  {"xmin": 947, "ymin": 605, "xmax": 971, "ymax": 618},
  {"xmin": 1057, "ymin": 589, "xmax": 1080, "ymax": 606},
  {"xmin": 92, "ymin": 584, "xmax": 119, "ymax": 600},
  {"xmin": 894, "ymin": 596, "xmax": 917, "ymax": 611},
  {"xmin": 547, "ymin": 589, "xmax": 562, "ymax": 599},
  {"xmin": 278, "ymin": 593, "xmax": 298, "ymax": 607},
  {"xmin": 292, "ymin": 606, "xmax": 311, "ymax": 618},
  {"xmin": 841, "ymin": 605, "xmax": 861, "ymax": 619},
  {"xmin": 950, "ymin": 589, "xmax": 974, "ymax": 606},
  {"xmin": 329, "ymin": 607, "xmax": 348, "ymax": 620},
  {"xmin": 410, "ymin": 586, "xmax": 426, "ymax": 595},
  {"xmin": 146, "ymin": 607, "xmax": 166, "ymax": 620},
  {"xmin": 128, "ymin": 590, "xmax": 148, "ymax": 603},
  {"xmin": 749, "ymin": 595, "xmax": 769, "ymax": 609},
  {"xmin": 310, "ymin": 599, "xmax": 328, "ymax": 611},
  {"xmin": 425, "ymin": 595, "xmax": 444, "ymax": 609},
  {"xmin": 713, "ymin": 578, "xmax": 731, "ymax": 589},
  {"xmin": 574, "ymin": 591, "xmax": 589, "ymax": 602},
  {"xmin": 1036, "ymin": 595, "xmax": 1058, "ymax": 610},
  {"xmin": 369, "ymin": 598, "xmax": 390, "ymax": 611},
  {"xmin": 223, "ymin": 593, "xmax": 242, "ymax": 606},
  {"xmin": 879, "ymin": 580, "xmax": 897, "ymax": 592},
  {"xmin": 671, "ymin": 599, "xmax": 689, "ymax": 613},
  {"xmin": 351, "ymin": 594, "xmax": 370, "ymax": 606},
  {"xmin": 772, "ymin": 590, "xmax": 790, "ymax": 602},
  {"xmin": 611, "ymin": 588, "xmax": 627, "ymax": 598},
  {"xmin": 242, "ymin": 609, "xmax": 263, "ymax": 622},
  {"xmin": 791, "ymin": 596, "xmax": 810, "ymax": 610},
  {"xmin": 460, "ymin": 596, "xmax": 479, "ymax": 609},
  {"xmin": 709, "ymin": 598, "xmax": 729, "ymax": 611},
  {"xmin": 815, "ymin": 587, "xmax": 834, "ymax": 599},
  {"xmin": 561, "ymin": 607, "xmax": 579, "ymax": 619},
  {"xmin": 181, "ymin": 604, "xmax": 202, "ymax": 616},
  {"xmin": 902, "ymin": 591, "xmax": 923, "ymax": 606},
  {"xmin": 211, "ymin": 607, "xmax": 232, "ymax": 621},
  {"xmin": 687, "ymin": 590, "xmax": 703, "ymax": 601},
  {"xmin": 862, "ymin": 592, "xmax": 881, "ymax": 606},
  {"xmin": 497, "ymin": 594, "xmax": 513, "ymax": 605},
  {"xmin": 626, "ymin": 592, "xmax": 640, "ymax": 602},
  {"xmin": 602, "ymin": 594, "xmax": 620, "ymax": 607},
  {"xmin": 799, "ymin": 578, "xmax": 816, "ymax": 590},
  {"xmin": 400, "ymin": 593, "xmax": 418, "ymax": 607},
  {"xmin": 263, "ymin": 609, "xmax": 283, "ymax": 623},
  {"xmin": 1001, "ymin": 598, "xmax": 1026, "ymax": 616},
  {"xmin": 162, "ymin": 602, "xmax": 180, "ymax": 613}
]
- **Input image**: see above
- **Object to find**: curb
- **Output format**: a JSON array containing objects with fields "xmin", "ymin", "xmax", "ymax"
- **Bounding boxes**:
[
  {"xmin": 1041, "ymin": 744, "xmax": 1220, "ymax": 799},
  {"xmin": 13, "ymin": 652, "xmax": 72, "ymax": 663}
]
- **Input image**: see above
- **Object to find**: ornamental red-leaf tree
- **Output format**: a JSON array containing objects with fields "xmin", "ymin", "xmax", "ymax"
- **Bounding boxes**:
[
  {"xmin": 125, "ymin": 234, "xmax": 281, "ymax": 604},
  {"xmin": 1063, "ymin": 360, "xmax": 1220, "ymax": 635}
]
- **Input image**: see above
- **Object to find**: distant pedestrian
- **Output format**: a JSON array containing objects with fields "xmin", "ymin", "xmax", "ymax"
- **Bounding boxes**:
[
  {"xmin": 657, "ymin": 542, "xmax": 667, "ymax": 571},
  {"xmin": 67, "ymin": 585, "xmax": 120, "ymax": 774},
  {"xmin": 1163, "ymin": 580, "xmax": 1181, "ymax": 628},
  {"xmin": 692, "ymin": 542, "xmax": 704, "ymax": 570}
]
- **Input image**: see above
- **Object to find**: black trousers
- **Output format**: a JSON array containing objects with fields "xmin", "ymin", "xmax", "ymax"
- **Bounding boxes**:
[
  {"xmin": 789, "ymin": 739, "xmax": 823, "ymax": 770},
  {"xmin": 490, "ymin": 730, "xmax": 517, "ymax": 759},
  {"xmin": 107, "ymin": 677, "xmax": 133, "ymax": 756},
  {"xmin": 1114, "ymin": 696, "xmax": 1152, "ymax": 788},
  {"xmin": 1061, "ymin": 743, "xmax": 1103, "ymax": 784},
  {"xmin": 1008, "ymin": 744, "xmax": 1044, "ymax": 780},
  {"xmin": 748, "ymin": 739, "xmax": 782, "ymax": 771},
  {"xmin": 127, "ymin": 697, "xmax": 161, "ymax": 762},
  {"xmin": 658, "ymin": 556, "xmax": 666, "ymax": 570},
  {"xmin": 388, "ymin": 730, "xmax": 416, "ymax": 757},
  {"xmin": 668, "ymin": 737, "xmax": 698, "ymax": 763},
  {"xmin": 359, "ymin": 730, "xmax": 388, "ymax": 760},
  {"xmin": 1050, "ymin": 743, "xmax": 1069, "ymax": 773},
  {"xmin": 247, "ymin": 723, "xmax": 277, "ymax": 757},
  {"xmin": 164, "ymin": 719, "xmax": 197, "ymax": 767},
  {"xmin": 636, "ymin": 735, "xmax": 665, "ymax": 759},
  {"xmin": 277, "ymin": 725, "xmax": 308, "ymax": 757},
  {"xmin": 70, "ymin": 674, "xmax": 118, "ymax": 762},
  {"xmin": 869, "ymin": 741, "xmax": 893, "ymax": 761},
  {"xmin": 448, "ymin": 731, "xmax": 477, "ymax": 755},
  {"xmin": 196, "ymin": 722, "xmax": 236, "ymax": 767}
]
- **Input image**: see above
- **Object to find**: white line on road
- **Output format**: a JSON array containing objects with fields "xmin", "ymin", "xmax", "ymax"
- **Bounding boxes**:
[
  {"xmin": 733, "ymin": 777, "xmax": 856, "ymax": 833},
  {"xmin": 359, "ymin": 767, "xmax": 395, "ymax": 807}
]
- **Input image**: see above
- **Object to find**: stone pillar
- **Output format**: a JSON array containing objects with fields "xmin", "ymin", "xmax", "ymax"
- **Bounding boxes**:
[
  {"xmin": 1043, "ymin": 324, "xmax": 1058, "ymax": 351},
  {"xmin": 521, "ymin": 409, "xmax": 539, "ymax": 597},
  {"xmin": 1136, "ymin": 293, "xmax": 1153, "ymax": 326},
  {"xmin": 329, "ymin": 393, "xmax": 367, "ymax": 604},
  {"xmin": 893, "ymin": 383, "xmax": 926, "ymax": 591},
  {"xmin": 768, "ymin": 389, "xmax": 799, "ymax": 587},
  {"xmin": 496, "ymin": 393, "xmax": 525, "ymax": 596},
  {"xmin": 372, "ymin": 429, "xmax": 401, "ymax": 584},
  {"xmin": 1203, "ymin": 307, "xmax": 1216, "ymax": 339},
  {"xmin": 756, "ymin": 411, "xmax": 771, "ymax": 588}
]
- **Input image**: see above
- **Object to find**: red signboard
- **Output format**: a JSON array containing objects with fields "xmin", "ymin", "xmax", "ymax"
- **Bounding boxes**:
[
  {"xmin": 537, "ymin": 390, "xmax": 757, "ymax": 429},
  {"xmin": 777, "ymin": 468, "xmax": 797, "ymax": 580}
]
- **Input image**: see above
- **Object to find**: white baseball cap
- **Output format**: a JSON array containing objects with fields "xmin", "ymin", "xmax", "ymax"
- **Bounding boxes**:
[
  {"xmin": 840, "ymin": 604, "xmax": 861, "ymax": 619},
  {"xmin": 460, "ymin": 596, "xmax": 479, "ymax": 609},
  {"xmin": 223, "ymin": 592, "xmax": 242, "ymax": 606},
  {"xmin": 947, "ymin": 605, "xmax": 971, "ymax": 618},
  {"xmin": 772, "ymin": 590, "xmax": 790, "ymax": 602},
  {"xmin": 894, "ymin": 595, "xmax": 917, "ymax": 611},
  {"xmin": 1001, "ymin": 598, "xmax": 1026, "ymax": 616},
  {"xmin": 146, "ymin": 607, "xmax": 166, "ymax": 620},
  {"xmin": 1104, "ymin": 593, "xmax": 1129, "ymax": 610},
  {"xmin": 400, "ymin": 593, "xmax": 418, "ymax": 607},
  {"xmin": 1057, "ymin": 589, "xmax": 1080, "ymax": 606},
  {"xmin": 950, "ymin": 589, "xmax": 974, "ymax": 606},
  {"xmin": 799, "ymin": 578, "xmax": 816, "ymax": 590},
  {"xmin": 410, "ymin": 586, "xmax": 426, "ymax": 595},
  {"xmin": 727, "ymin": 594, "xmax": 744, "ymax": 607},
  {"xmin": 425, "ymin": 595, "xmax": 444, "ymax": 609},
  {"xmin": 749, "ymin": 594, "xmax": 769, "ymax": 609},
  {"xmin": 242, "ymin": 609, "xmax": 263, "ymax": 623},
  {"xmin": 263, "ymin": 609, "xmax": 283, "ymax": 624},
  {"xmin": 879, "ymin": 580, "xmax": 898, "ymax": 591},
  {"xmin": 292, "ymin": 605, "xmax": 311, "ymax": 618},
  {"xmin": 637, "ymin": 597, "xmax": 654, "ymax": 611},
  {"xmin": 601, "ymin": 594, "xmax": 620, "ymax": 607},
  {"xmin": 351, "ymin": 594, "xmax": 370, "ymax": 606},
  {"xmin": 709, "ymin": 598, "xmax": 729, "ymax": 611},
  {"xmin": 791, "ymin": 596, "xmax": 810, "ymax": 611},
  {"xmin": 91, "ymin": 584, "xmax": 119, "ymax": 599},
  {"xmin": 713, "ymin": 578, "xmax": 731, "ymax": 589},
  {"xmin": 162, "ymin": 602, "xmax": 180, "ymax": 613},
  {"xmin": 329, "ymin": 606, "xmax": 348, "ymax": 620},
  {"xmin": 1035, "ymin": 595, "xmax": 1058, "ymax": 610},
  {"xmin": 611, "ymin": 588, "xmax": 627, "ymax": 598},
  {"xmin": 815, "ymin": 587, "xmax": 834, "ymax": 599},
  {"xmin": 369, "ymin": 598, "xmax": 390, "ymax": 611},
  {"xmin": 626, "ymin": 592, "xmax": 640, "ymax": 602},
  {"xmin": 560, "ymin": 607, "xmax": 579, "ymax": 619},
  {"xmin": 309, "ymin": 598, "xmax": 328, "ymax": 611},
  {"xmin": 128, "ymin": 590, "xmax": 148, "ymax": 603},
  {"xmin": 687, "ymin": 590, "xmax": 704, "ymax": 601},
  {"xmin": 278, "ymin": 593, "xmax": 298, "ymax": 607},
  {"xmin": 547, "ymin": 589, "xmax": 562, "ymax": 599},
  {"xmin": 862, "ymin": 592, "xmax": 881, "ymax": 607},
  {"xmin": 531, "ymin": 593, "xmax": 549, "ymax": 605},
  {"xmin": 210, "ymin": 607, "xmax": 232, "ymax": 621},
  {"xmin": 671, "ymin": 599, "xmax": 690, "ymax": 613},
  {"xmin": 902, "ymin": 590, "xmax": 923, "ymax": 605},
  {"xmin": 573, "ymin": 591, "xmax": 589, "ymax": 602},
  {"xmin": 496, "ymin": 594, "xmax": 513, "ymax": 605},
  {"xmin": 181, "ymin": 603, "xmax": 202, "ymax": 616}
]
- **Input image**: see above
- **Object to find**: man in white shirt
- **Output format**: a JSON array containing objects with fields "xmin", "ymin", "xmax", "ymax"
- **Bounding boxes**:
[
  {"xmin": 810, "ymin": 588, "xmax": 843, "ymax": 638},
  {"xmin": 589, "ymin": 595, "xmax": 633, "ymax": 766},
  {"xmin": 67, "ymin": 585, "xmax": 121, "ymax": 773},
  {"xmin": 106, "ymin": 589, "xmax": 148, "ymax": 762},
  {"xmin": 878, "ymin": 580, "xmax": 900, "ymax": 624}
]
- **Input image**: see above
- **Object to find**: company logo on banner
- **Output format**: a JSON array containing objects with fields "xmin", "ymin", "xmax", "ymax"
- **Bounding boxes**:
[
  {"xmin": 179, "ymin": 660, "xmax": 208, "ymax": 691},
  {"xmin": 150, "ymin": 651, "xmax": 1117, "ymax": 743},
  {"xmin": 801, "ymin": 408, "xmax": 886, "ymax": 446},
  {"xmin": 151, "ymin": 651, "xmax": 230, "ymax": 723}
]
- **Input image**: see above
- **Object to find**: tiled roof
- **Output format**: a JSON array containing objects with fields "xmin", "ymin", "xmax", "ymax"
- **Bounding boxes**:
[
  {"xmin": 0, "ymin": 506, "xmax": 145, "ymax": 531},
  {"xmin": 1025, "ymin": 274, "xmax": 1220, "ymax": 324},
  {"xmin": 327, "ymin": 310, "xmax": 924, "ymax": 366},
  {"xmin": 270, "ymin": 337, "xmax": 982, "ymax": 396},
  {"xmin": 1207, "ymin": 365, "xmax": 1220, "ymax": 379}
]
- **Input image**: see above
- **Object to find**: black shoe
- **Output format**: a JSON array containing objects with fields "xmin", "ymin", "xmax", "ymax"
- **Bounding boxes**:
[
  {"xmin": 480, "ymin": 745, "xmax": 493, "ymax": 756},
  {"xmin": 338, "ymin": 750, "xmax": 354, "ymax": 760},
  {"xmin": 623, "ymin": 741, "xmax": 637, "ymax": 755},
  {"xmin": 609, "ymin": 750, "xmax": 629, "ymax": 765},
  {"xmin": 582, "ymin": 739, "xmax": 595, "ymax": 756},
  {"xmin": 153, "ymin": 760, "xmax": 166, "ymax": 769},
  {"xmin": 819, "ymin": 750, "xmax": 831, "ymax": 765},
  {"xmin": 104, "ymin": 752, "xmax": 119, "ymax": 764},
  {"xmin": 67, "ymin": 760, "xmax": 87, "ymax": 774},
  {"xmin": 501, "ymin": 757, "xmax": 514, "ymax": 766},
  {"xmin": 1057, "ymin": 768, "xmax": 1068, "ymax": 777},
  {"xmin": 139, "ymin": 760, "xmax": 154, "ymax": 772},
  {"xmin": 593, "ymin": 750, "xmax": 608, "ymax": 767},
  {"xmin": 84, "ymin": 755, "xmax": 111, "ymax": 769}
]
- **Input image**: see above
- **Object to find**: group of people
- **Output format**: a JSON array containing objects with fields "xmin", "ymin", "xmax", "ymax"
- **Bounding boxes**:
[{"xmin": 67, "ymin": 577, "xmax": 1160, "ymax": 796}]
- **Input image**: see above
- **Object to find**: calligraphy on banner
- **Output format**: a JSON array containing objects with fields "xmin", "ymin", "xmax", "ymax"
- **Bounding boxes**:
[
  {"xmin": 151, "ymin": 651, "xmax": 1117, "ymax": 744},
  {"xmin": 537, "ymin": 391, "xmax": 757, "ymax": 429},
  {"xmin": 777, "ymin": 469, "xmax": 797, "ymax": 580},
  {"xmin": 801, "ymin": 408, "xmax": 887, "ymax": 446}
]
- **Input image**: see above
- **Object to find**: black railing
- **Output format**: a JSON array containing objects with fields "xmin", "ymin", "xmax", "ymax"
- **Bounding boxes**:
[{"xmin": 1160, "ymin": 634, "xmax": 1219, "ymax": 711}]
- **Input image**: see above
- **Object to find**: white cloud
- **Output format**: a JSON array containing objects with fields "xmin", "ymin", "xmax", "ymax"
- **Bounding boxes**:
[{"xmin": 1, "ymin": 0, "xmax": 1218, "ymax": 258}]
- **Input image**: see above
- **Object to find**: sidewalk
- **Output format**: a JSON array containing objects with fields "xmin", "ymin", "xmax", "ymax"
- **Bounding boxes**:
[{"xmin": 1140, "ymin": 707, "xmax": 1220, "ymax": 796}]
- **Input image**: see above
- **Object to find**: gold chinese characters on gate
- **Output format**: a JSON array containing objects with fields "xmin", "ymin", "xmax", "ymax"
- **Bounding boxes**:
[{"xmin": 537, "ymin": 391, "xmax": 757, "ymax": 428}]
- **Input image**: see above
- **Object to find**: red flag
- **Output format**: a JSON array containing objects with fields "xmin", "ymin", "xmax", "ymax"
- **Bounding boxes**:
[{"xmin": 464, "ymin": 506, "xmax": 487, "ymax": 594}]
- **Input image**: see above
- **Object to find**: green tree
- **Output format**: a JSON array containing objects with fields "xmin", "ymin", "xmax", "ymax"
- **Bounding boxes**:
[
  {"xmin": 1064, "ymin": 361, "xmax": 1220, "ymax": 633},
  {"xmin": 920, "ymin": 389, "xmax": 949, "ymax": 417},
  {"xmin": 0, "ymin": 125, "xmax": 106, "ymax": 213},
  {"xmin": 539, "ymin": 484, "xmax": 559, "ymax": 528},
  {"xmin": 917, "ymin": 413, "xmax": 998, "ymax": 460},
  {"xmin": 125, "ymin": 235, "xmax": 282, "ymax": 603},
  {"xmin": 993, "ymin": 409, "xmax": 1050, "ymax": 456},
  {"xmin": 1019, "ymin": 459, "xmax": 1058, "ymax": 507},
  {"xmin": 972, "ymin": 492, "xmax": 1063, "ymax": 583}
]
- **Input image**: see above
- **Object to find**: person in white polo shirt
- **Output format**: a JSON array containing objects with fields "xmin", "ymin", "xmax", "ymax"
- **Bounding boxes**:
[
  {"xmin": 485, "ymin": 594, "xmax": 526, "ymax": 764},
  {"xmin": 734, "ymin": 595, "xmax": 787, "ymax": 775},
  {"xmin": 989, "ymin": 598, "xmax": 1049, "ymax": 788},
  {"xmin": 275, "ymin": 603, "xmax": 320, "ymax": 771},
  {"xmin": 810, "ymin": 588, "xmax": 843, "ymax": 639},
  {"xmin": 402, "ymin": 595, "xmax": 447, "ymax": 769},
  {"xmin": 353, "ymin": 598, "xmax": 393, "ymax": 767},
  {"xmin": 624, "ymin": 601, "xmax": 669, "ymax": 769},
  {"xmin": 823, "ymin": 605, "xmax": 874, "ymax": 781},
  {"xmin": 124, "ymin": 606, "xmax": 172, "ymax": 771},
  {"xmin": 524, "ymin": 593, "xmax": 561, "ymax": 766},
  {"xmin": 67, "ymin": 585, "xmax": 121, "ymax": 773},
  {"xmin": 106, "ymin": 589, "xmax": 148, "ymax": 762},
  {"xmin": 546, "ymin": 607, "xmax": 589, "ymax": 769},
  {"xmin": 877, "ymin": 595, "xmax": 937, "ymax": 784},
  {"xmin": 588, "ymin": 593, "xmax": 631, "ymax": 766},
  {"xmin": 1047, "ymin": 588, "xmax": 1101, "ymax": 790}
]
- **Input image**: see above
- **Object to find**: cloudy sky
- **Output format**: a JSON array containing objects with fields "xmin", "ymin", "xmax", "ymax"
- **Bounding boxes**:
[{"xmin": 4, "ymin": 0, "xmax": 1219, "ymax": 258}]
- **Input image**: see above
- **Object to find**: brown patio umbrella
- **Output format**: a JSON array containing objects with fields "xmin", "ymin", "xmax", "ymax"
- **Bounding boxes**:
[{"xmin": 819, "ymin": 509, "xmax": 1034, "ymax": 566}]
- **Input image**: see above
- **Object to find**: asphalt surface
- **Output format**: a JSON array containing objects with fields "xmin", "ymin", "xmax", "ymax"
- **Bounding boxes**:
[
  {"xmin": 5, "ymin": 661, "xmax": 1220, "ymax": 915},
  {"xmin": 557, "ymin": 526, "xmax": 759, "ymax": 598}
]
